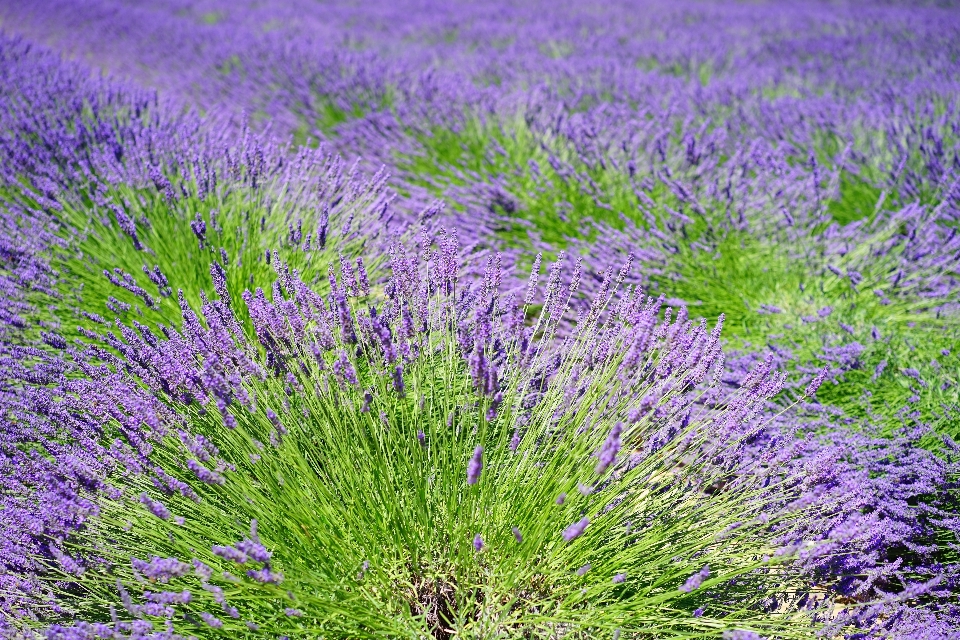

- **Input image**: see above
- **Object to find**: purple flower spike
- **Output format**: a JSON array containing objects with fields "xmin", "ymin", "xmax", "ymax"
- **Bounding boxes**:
[
  {"xmin": 212, "ymin": 544, "xmax": 248, "ymax": 564},
  {"xmin": 333, "ymin": 350, "xmax": 358, "ymax": 385},
  {"xmin": 679, "ymin": 565, "xmax": 710, "ymax": 592},
  {"xmin": 473, "ymin": 534, "xmax": 484, "ymax": 551},
  {"xmin": 872, "ymin": 360, "xmax": 888, "ymax": 381},
  {"xmin": 562, "ymin": 517, "xmax": 589, "ymax": 542},
  {"xmin": 467, "ymin": 446, "xmax": 483, "ymax": 485},
  {"xmin": 804, "ymin": 367, "xmax": 828, "ymax": 397},
  {"xmin": 200, "ymin": 612, "xmax": 223, "ymax": 629},
  {"xmin": 595, "ymin": 422, "xmax": 624, "ymax": 474},
  {"xmin": 576, "ymin": 563, "xmax": 591, "ymax": 576},
  {"xmin": 131, "ymin": 557, "xmax": 191, "ymax": 583},
  {"xmin": 510, "ymin": 430, "xmax": 520, "ymax": 452},
  {"xmin": 140, "ymin": 493, "xmax": 170, "ymax": 520},
  {"xmin": 612, "ymin": 573, "xmax": 626, "ymax": 584},
  {"xmin": 512, "ymin": 526, "xmax": 523, "ymax": 543},
  {"xmin": 246, "ymin": 567, "xmax": 283, "ymax": 584}
]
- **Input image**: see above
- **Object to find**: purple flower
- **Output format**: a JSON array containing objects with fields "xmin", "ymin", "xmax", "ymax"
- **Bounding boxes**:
[
  {"xmin": 467, "ymin": 446, "xmax": 483, "ymax": 485},
  {"xmin": 512, "ymin": 526, "xmax": 523, "ymax": 543},
  {"xmin": 210, "ymin": 261, "xmax": 230, "ymax": 304},
  {"xmin": 187, "ymin": 459, "xmax": 225, "ymax": 485},
  {"xmin": 212, "ymin": 544, "xmax": 248, "ymax": 564},
  {"xmin": 191, "ymin": 213, "xmax": 207, "ymax": 247},
  {"xmin": 113, "ymin": 205, "xmax": 142, "ymax": 250},
  {"xmin": 903, "ymin": 368, "xmax": 927, "ymax": 387},
  {"xmin": 562, "ymin": 517, "xmax": 589, "ymax": 542},
  {"xmin": 144, "ymin": 590, "xmax": 191, "ymax": 605},
  {"xmin": 576, "ymin": 563, "xmax": 591, "ymax": 576},
  {"xmin": 139, "ymin": 493, "xmax": 170, "ymax": 520},
  {"xmin": 804, "ymin": 367, "xmax": 828, "ymax": 397},
  {"xmin": 392, "ymin": 365, "xmax": 405, "ymax": 396},
  {"xmin": 246, "ymin": 567, "xmax": 283, "ymax": 584},
  {"xmin": 612, "ymin": 573, "xmax": 626, "ymax": 584},
  {"xmin": 473, "ymin": 534, "xmax": 484, "ymax": 551},
  {"xmin": 872, "ymin": 359, "xmax": 888, "ymax": 381},
  {"xmin": 200, "ymin": 612, "xmax": 223, "ymax": 629},
  {"xmin": 595, "ymin": 422, "xmax": 624, "ymax": 474},
  {"xmin": 524, "ymin": 253, "xmax": 542, "ymax": 305},
  {"xmin": 131, "ymin": 557, "xmax": 190, "ymax": 583},
  {"xmin": 356, "ymin": 257, "xmax": 371, "ymax": 296},
  {"xmin": 333, "ymin": 350, "xmax": 358, "ymax": 385},
  {"xmin": 679, "ymin": 565, "xmax": 710, "ymax": 592}
]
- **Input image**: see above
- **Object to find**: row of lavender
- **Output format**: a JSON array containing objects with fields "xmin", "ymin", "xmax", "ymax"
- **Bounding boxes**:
[
  {"xmin": 6, "ymin": 0, "xmax": 959, "ymax": 407},
  {"xmin": 0, "ymin": 0, "xmax": 957, "ymax": 638}
]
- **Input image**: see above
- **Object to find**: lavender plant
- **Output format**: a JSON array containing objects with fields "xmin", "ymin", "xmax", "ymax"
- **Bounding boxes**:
[{"xmin": 8, "ymin": 247, "xmax": 852, "ymax": 638}]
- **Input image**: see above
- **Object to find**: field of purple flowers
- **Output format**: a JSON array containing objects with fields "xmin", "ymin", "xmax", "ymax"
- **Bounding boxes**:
[{"xmin": 0, "ymin": 1, "xmax": 958, "ymax": 638}]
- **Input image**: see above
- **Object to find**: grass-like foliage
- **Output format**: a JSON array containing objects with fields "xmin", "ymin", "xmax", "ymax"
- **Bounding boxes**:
[{"xmin": 20, "ymin": 244, "xmax": 840, "ymax": 638}]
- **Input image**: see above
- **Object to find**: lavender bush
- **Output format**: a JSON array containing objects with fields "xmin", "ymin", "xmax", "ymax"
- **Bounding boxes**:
[{"xmin": 9, "ymin": 245, "xmax": 853, "ymax": 637}]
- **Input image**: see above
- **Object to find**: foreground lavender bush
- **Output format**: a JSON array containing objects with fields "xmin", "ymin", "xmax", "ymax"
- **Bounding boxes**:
[{"xmin": 5, "ymin": 243, "xmax": 864, "ymax": 638}]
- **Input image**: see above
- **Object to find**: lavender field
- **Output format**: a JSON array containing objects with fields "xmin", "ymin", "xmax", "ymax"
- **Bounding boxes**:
[{"xmin": 0, "ymin": 1, "xmax": 958, "ymax": 638}]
